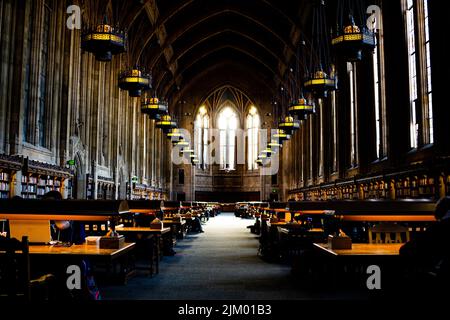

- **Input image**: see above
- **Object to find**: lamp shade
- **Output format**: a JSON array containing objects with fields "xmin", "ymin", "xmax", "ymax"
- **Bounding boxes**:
[
  {"xmin": 81, "ymin": 21, "xmax": 127, "ymax": 61},
  {"xmin": 167, "ymin": 128, "xmax": 184, "ymax": 143},
  {"xmin": 181, "ymin": 148, "xmax": 194, "ymax": 154},
  {"xmin": 156, "ymin": 115, "xmax": 177, "ymax": 133},
  {"xmin": 118, "ymin": 68, "xmax": 151, "ymax": 97},
  {"xmin": 288, "ymin": 97, "xmax": 315, "ymax": 120},
  {"xmin": 141, "ymin": 97, "xmax": 168, "ymax": 119},
  {"xmin": 273, "ymin": 129, "xmax": 291, "ymax": 142},
  {"xmin": 278, "ymin": 116, "xmax": 300, "ymax": 134},
  {"xmin": 268, "ymin": 139, "xmax": 282, "ymax": 151},
  {"xmin": 174, "ymin": 137, "xmax": 189, "ymax": 148},
  {"xmin": 304, "ymin": 69, "xmax": 337, "ymax": 99},
  {"xmin": 260, "ymin": 147, "xmax": 274, "ymax": 156},
  {"xmin": 332, "ymin": 15, "xmax": 376, "ymax": 62}
]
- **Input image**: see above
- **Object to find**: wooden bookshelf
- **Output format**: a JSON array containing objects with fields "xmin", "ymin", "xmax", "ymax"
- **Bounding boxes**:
[
  {"xmin": 418, "ymin": 175, "xmax": 435, "ymax": 199},
  {"xmin": 21, "ymin": 174, "xmax": 38, "ymax": 199},
  {"xmin": 131, "ymin": 184, "xmax": 147, "ymax": 200},
  {"xmin": 21, "ymin": 174, "xmax": 63, "ymax": 199},
  {"xmin": 287, "ymin": 171, "xmax": 441, "ymax": 202},
  {"xmin": 0, "ymin": 171, "xmax": 11, "ymax": 199},
  {"xmin": 36, "ymin": 176, "xmax": 63, "ymax": 198}
]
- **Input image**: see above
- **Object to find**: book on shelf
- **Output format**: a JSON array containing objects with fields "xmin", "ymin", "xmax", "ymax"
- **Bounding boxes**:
[
  {"xmin": 0, "ymin": 182, "xmax": 10, "ymax": 192},
  {"xmin": 22, "ymin": 175, "xmax": 38, "ymax": 184},
  {"xmin": 0, "ymin": 172, "xmax": 10, "ymax": 182}
]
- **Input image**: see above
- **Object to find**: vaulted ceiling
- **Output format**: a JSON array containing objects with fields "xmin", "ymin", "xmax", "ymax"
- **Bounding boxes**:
[{"xmin": 98, "ymin": 0, "xmax": 314, "ymax": 103}]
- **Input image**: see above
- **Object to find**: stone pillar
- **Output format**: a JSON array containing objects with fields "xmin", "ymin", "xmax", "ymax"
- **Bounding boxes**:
[
  {"xmin": 13, "ymin": 170, "xmax": 22, "ymax": 197},
  {"xmin": 92, "ymin": 160, "xmax": 97, "ymax": 200}
]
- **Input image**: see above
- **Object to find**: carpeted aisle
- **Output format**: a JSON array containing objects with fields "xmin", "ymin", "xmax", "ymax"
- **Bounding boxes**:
[{"xmin": 100, "ymin": 212, "xmax": 359, "ymax": 300}]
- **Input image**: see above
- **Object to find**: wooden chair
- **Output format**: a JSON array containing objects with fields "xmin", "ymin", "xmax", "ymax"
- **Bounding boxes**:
[
  {"xmin": 0, "ymin": 236, "xmax": 55, "ymax": 301},
  {"xmin": 368, "ymin": 223, "xmax": 411, "ymax": 244}
]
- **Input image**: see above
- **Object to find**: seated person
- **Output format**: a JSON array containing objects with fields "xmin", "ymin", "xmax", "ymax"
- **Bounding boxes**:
[
  {"xmin": 400, "ymin": 196, "xmax": 450, "ymax": 289},
  {"xmin": 44, "ymin": 191, "xmax": 85, "ymax": 245},
  {"xmin": 42, "ymin": 192, "xmax": 99, "ymax": 299},
  {"xmin": 189, "ymin": 210, "xmax": 204, "ymax": 233}
]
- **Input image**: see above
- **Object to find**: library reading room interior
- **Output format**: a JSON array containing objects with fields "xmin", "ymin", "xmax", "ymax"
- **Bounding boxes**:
[{"xmin": 0, "ymin": 0, "xmax": 449, "ymax": 301}]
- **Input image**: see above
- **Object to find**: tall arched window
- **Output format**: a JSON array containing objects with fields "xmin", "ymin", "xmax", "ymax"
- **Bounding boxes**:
[
  {"xmin": 371, "ymin": 8, "xmax": 387, "ymax": 159},
  {"xmin": 195, "ymin": 106, "xmax": 209, "ymax": 168},
  {"xmin": 218, "ymin": 107, "xmax": 238, "ymax": 170},
  {"xmin": 348, "ymin": 62, "xmax": 358, "ymax": 167},
  {"xmin": 246, "ymin": 106, "xmax": 260, "ymax": 170},
  {"xmin": 405, "ymin": 0, "xmax": 434, "ymax": 148}
]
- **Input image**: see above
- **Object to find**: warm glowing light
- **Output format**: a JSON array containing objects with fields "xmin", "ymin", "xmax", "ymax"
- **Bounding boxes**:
[{"xmin": 199, "ymin": 106, "xmax": 207, "ymax": 115}]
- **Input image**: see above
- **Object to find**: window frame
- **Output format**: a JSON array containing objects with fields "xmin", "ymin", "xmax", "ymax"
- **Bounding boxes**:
[
  {"xmin": 246, "ymin": 107, "xmax": 260, "ymax": 171},
  {"xmin": 404, "ymin": 0, "xmax": 434, "ymax": 149},
  {"xmin": 217, "ymin": 107, "xmax": 239, "ymax": 171},
  {"xmin": 195, "ymin": 108, "xmax": 209, "ymax": 169},
  {"xmin": 347, "ymin": 62, "xmax": 359, "ymax": 168},
  {"xmin": 371, "ymin": 9, "xmax": 388, "ymax": 160}
]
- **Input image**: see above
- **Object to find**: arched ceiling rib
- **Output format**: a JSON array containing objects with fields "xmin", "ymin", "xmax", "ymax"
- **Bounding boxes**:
[
  {"xmin": 137, "ymin": 9, "xmax": 295, "ymax": 68},
  {"xmin": 115, "ymin": 0, "xmax": 312, "ymax": 100},
  {"xmin": 171, "ymin": 28, "xmax": 285, "ymax": 68},
  {"xmin": 171, "ymin": 61, "xmax": 276, "ymax": 105},
  {"xmin": 162, "ymin": 46, "xmax": 279, "ymax": 97}
]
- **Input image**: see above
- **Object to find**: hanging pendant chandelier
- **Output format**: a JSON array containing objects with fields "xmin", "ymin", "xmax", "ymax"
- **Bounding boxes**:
[
  {"xmin": 273, "ymin": 129, "xmax": 291, "ymax": 142},
  {"xmin": 141, "ymin": 96, "xmax": 168, "ymax": 119},
  {"xmin": 191, "ymin": 154, "xmax": 199, "ymax": 166},
  {"xmin": 304, "ymin": 0, "xmax": 337, "ymax": 98},
  {"xmin": 118, "ymin": 67, "xmax": 151, "ymax": 97},
  {"xmin": 156, "ymin": 114, "xmax": 177, "ymax": 133},
  {"xmin": 258, "ymin": 153, "xmax": 268, "ymax": 160},
  {"xmin": 256, "ymin": 153, "xmax": 270, "ymax": 166},
  {"xmin": 260, "ymin": 147, "xmax": 274, "ymax": 157},
  {"xmin": 278, "ymin": 116, "xmax": 300, "ymax": 134},
  {"xmin": 288, "ymin": 96, "xmax": 315, "ymax": 120},
  {"xmin": 167, "ymin": 128, "xmax": 184, "ymax": 144},
  {"xmin": 81, "ymin": 17, "xmax": 127, "ymax": 62},
  {"xmin": 304, "ymin": 67, "xmax": 337, "ymax": 98},
  {"xmin": 332, "ymin": 0, "xmax": 376, "ymax": 62},
  {"xmin": 174, "ymin": 137, "xmax": 189, "ymax": 148},
  {"xmin": 181, "ymin": 147, "xmax": 194, "ymax": 154},
  {"xmin": 287, "ymin": 40, "xmax": 316, "ymax": 121},
  {"xmin": 268, "ymin": 140, "xmax": 282, "ymax": 152}
]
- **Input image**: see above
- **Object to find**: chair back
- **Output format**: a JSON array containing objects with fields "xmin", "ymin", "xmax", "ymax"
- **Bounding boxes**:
[
  {"xmin": 368, "ymin": 223, "xmax": 410, "ymax": 244},
  {"xmin": 0, "ymin": 236, "xmax": 31, "ymax": 300}
]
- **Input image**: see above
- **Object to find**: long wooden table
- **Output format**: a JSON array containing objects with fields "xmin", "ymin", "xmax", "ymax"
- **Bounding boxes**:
[
  {"xmin": 28, "ymin": 242, "xmax": 135, "ymax": 257},
  {"xmin": 22, "ymin": 242, "xmax": 137, "ymax": 285},
  {"xmin": 163, "ymin": 220, "xmax": 187, "ymax": 239},
  {"xmin": 116, "ymin": 227, "xmax": 170, "ymax": 234},
  {"xmin": 116, "ymin": 227, "xmax": 172, "ymax": 275},
  {"xmin": 313, "ymin": 243, "xmax": 403, "ymax": 257},
  {"xmin": 312, "ymin": 242, "xmax": 404, "ymax": 289}
]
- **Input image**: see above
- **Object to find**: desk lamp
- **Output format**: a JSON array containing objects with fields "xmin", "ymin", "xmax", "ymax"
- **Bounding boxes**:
[{"xmin": 50, "ymin": 220, "xmax": 71, "ymax": 246}]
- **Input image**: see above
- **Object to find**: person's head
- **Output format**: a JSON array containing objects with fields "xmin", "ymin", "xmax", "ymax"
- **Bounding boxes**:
[
  {"xmin": 42, "ymin": 191, "xmax": 63, "ymax": 200},
  {"xmin": 435, "ymin": 197, "xmax": 450, "ymax": 220}
]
